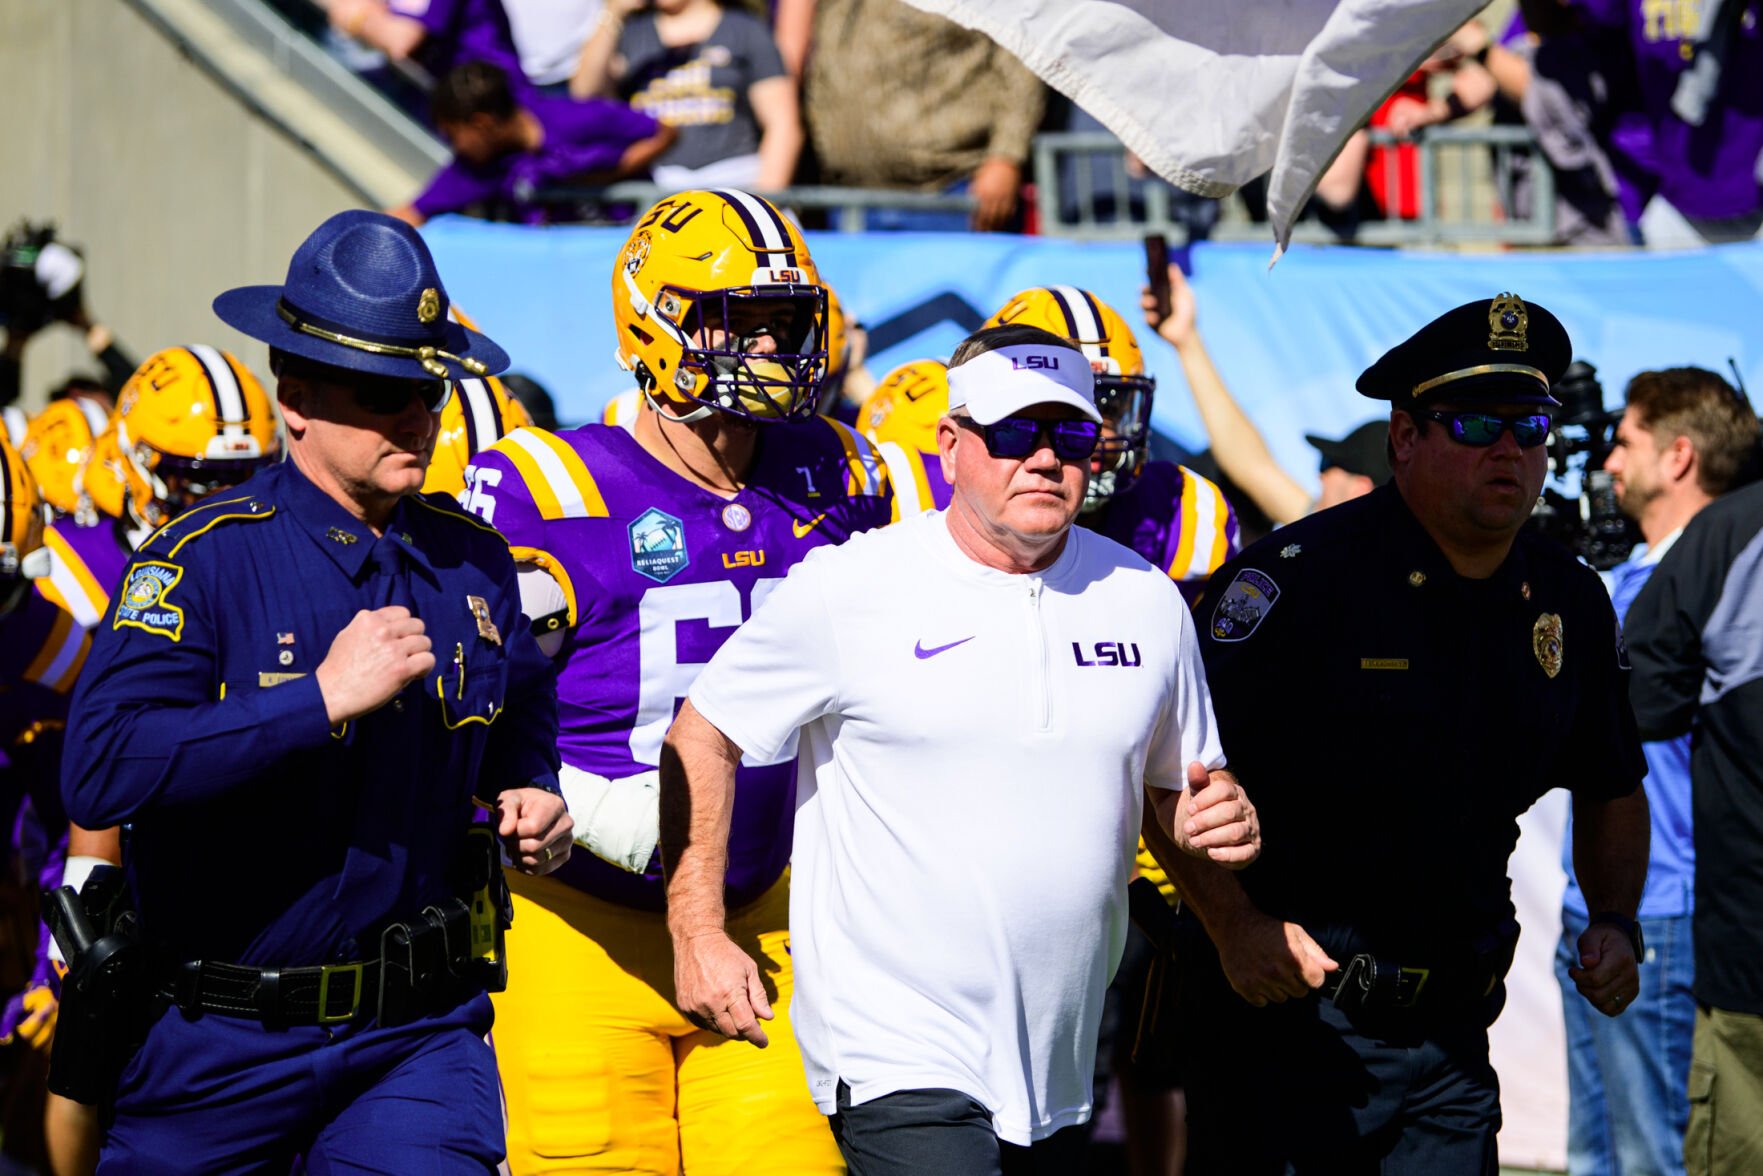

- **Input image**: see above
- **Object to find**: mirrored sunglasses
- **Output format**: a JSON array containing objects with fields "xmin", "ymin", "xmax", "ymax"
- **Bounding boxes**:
[{"xmin": 1424, "ymin": 410, "xmax": 1552, "ymax": 448}]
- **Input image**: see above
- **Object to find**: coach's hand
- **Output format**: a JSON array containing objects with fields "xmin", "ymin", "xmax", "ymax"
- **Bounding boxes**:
[
  {"xmin": 316, "ymin": 606, "xmax": 434, "ymax": 725},
  {"xmin": 674, "ymin": 930, "xmax": 773, "ymax": 1048},
  {"xmin": 1177, "ymin": 763, "xmax": 1261, "ymax": 867},
  {"xmin": 499, "ymin": 788, "xmax": 573, "ymax": 875},
  {"xmin": 1570, "ymin": 922, "xmax": 1641, "ymax": 1019},
  {"xmin": 1218, "ymin": 910, "xmax": 1338, "ymax": 1007}
]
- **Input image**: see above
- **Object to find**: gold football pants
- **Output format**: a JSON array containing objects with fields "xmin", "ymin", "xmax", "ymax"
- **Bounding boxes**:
[{"xmin": 493, "ymin": 869, "xmax": 843, "ymax": 1176}]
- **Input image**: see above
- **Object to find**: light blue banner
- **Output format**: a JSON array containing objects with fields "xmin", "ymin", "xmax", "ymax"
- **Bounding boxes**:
[{"xmin": 422, "ymin": 217, "xmax": 1763, "ymax": 497}]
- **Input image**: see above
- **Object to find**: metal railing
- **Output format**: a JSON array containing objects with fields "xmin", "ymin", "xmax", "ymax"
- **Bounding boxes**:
[{"xmin": 1033, "ymin": 127, "xmax": 1557, "ymax": 246}]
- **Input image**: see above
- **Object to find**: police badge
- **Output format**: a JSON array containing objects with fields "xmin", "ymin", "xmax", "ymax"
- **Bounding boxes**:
[
  {"xmin": 1533, "ymin": 612, "xmax": 1563, "ymax": 679},
  {"xmin": 1210, "ymin": 569, "xmax": 1281, "ymax": 642}
]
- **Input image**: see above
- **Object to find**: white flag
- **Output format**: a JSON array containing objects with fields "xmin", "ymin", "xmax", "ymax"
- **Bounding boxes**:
[{"xmin": 901, "ymin": 0, "xmax": 1485, "ymax": 255}]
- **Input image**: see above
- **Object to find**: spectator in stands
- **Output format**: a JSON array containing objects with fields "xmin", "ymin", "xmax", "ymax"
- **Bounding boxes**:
[
  {"xmin": 571, "ymin": 0, "xmax": 802, "ymax": 193},
  {"xmin": 799, "ymin": 0, "xmax": 1044, "ymax": 232},
  {"xmin": 389, "ymin": 62, "xmax": 675, "ymax": 226},
  {"xmin": 1309, "ymin": 23, "xmax": 1500, "ymax": 240},
  {"xmin": 1557, "ymin": 368, "xmax": 1760, "ymax": 1176},
  {"xmin": 501, "ymin": 0, "xmax": 604, "ymax": 95},
  {"xmin": 1581, "ymin": 0, "xmax": 1763, "ymax": 244},
  {"xmin": 1142, "ymin": 264, "xmax": 1384, "ymax": 527},
  {"xmin": 1463, "ymin": 5, "xmax": 1646, "ymax": 245},
  {"xmin": 327, "ymin": 0, "xmax": 529, "ymax": 94}
]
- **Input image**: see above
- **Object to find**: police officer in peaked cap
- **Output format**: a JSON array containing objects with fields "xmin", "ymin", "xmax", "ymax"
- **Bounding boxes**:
[
  {"xmin": 1158, "ymin": 293, "xmax": 1650, "ymax": 1173},
  {"xmin": 60, "ymin": 209, "xmax": 572, "ymax": 1171}
]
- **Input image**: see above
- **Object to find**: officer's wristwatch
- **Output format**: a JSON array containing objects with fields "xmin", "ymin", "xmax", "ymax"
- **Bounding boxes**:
[{"xmin": 1590, "ymin": 911, "xmax": 1645, "ymax": 962}]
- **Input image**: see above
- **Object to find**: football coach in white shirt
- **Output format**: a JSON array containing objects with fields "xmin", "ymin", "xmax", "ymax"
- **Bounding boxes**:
[{"xmin": 660, "ymin": 324, "xmax": 1259, "ymax": 1176}]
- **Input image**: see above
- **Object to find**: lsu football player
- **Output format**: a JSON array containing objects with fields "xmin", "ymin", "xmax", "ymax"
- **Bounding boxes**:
[
  {"xmin": 35, "ymin": 346, "xmax": 280, "ymax": 632},
  {"xmin": 986, "ymin": 286, "xmax": 1239, "ymax": 604},
  {"xmin": 18, "ymin": 396, "xmax": 111, "ymax": 521},
  {"xmin": 462, "ymin": 190, "xmax": 888, "ymax": 1176},
  {"xmin": 859, "ymin": 358, "xmax": 953, "ymax": 517},
  {"xmin": 0, "ymin": 429, "xmax": 96, "ymax": 1169},
  {"xmin": 607, "ymin": 279, "xmax": 856, "ymax": 435}
]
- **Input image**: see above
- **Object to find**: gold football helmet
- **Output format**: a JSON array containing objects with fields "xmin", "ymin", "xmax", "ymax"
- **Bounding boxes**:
[
  {"xmin": 1, "ymin": 430, "xmax": 44, "ymax": 598},
  {"xmin": 859, "ymin": 360, "xmax": 948, "ymax": 455},
  {"xmin": 20, "ymin": 397, "xmax": 112, "ymax": 518},
  {"xmin": 986, "ymin": 286, "xmax": 1155, "ymax": 509},
  {"xmin": 425, "ymin": 374, "xmax": 524, "ymax": 498},
  {"xmin": 114, "ymin": 346, "xmax": 281, "ymax": 528},
  {"xmin": 612, "ymin": 189, "xmax": 828, "ymax": 423}
]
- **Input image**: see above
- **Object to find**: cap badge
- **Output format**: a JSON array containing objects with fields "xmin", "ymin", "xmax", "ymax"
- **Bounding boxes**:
[
  {"xmin": 1533, "ymin": 612, "xmax": 1564, "ymax": 678},
  {"xmin": 418, "ymin": 288, "xmax": 441, "ymax": 324},
  {"xmin": 1488, "ymin": 293, "xmax": 1529, "ymax": 352}
]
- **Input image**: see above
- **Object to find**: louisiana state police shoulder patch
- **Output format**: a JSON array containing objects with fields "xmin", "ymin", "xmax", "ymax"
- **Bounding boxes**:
[
  {"xmin": 113, "ymin": 561, "xmax": 186, "ymax": 642},
  {"xmin": 1210, "ymin": 568, "xmax": 1280, "ymax": 642}
]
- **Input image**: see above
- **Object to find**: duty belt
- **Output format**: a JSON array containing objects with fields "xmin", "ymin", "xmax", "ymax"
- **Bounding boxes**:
[
  {"xmin": 1321, "ymin": 952, "xmax": 1500, "ymax": 1014},
  {"xmin": 162, "ymin": 894, "xmax": 500, "ymax": 1027},
  {"xmin": 164, "ymin": 958, "xmax": 378, "ymax": 1025}
]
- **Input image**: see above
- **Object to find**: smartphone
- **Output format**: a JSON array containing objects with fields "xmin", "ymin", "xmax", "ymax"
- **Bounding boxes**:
[{"xmin": 1144, "ymin": 234, "xmax": 1172, "ymax": 320}]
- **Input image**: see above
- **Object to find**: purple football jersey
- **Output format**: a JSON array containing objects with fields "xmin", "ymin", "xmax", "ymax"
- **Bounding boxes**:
[
  {"xmin": 1085, "ymin": 462, "xmax": 1241, "ymax": 609},
  {"xmin": 463, "ymin": 419, "xmax": 892, "ymax": 910},
  {"xmin": 36, "ymin": 517, "xmax": 133, "ymax": 632}
]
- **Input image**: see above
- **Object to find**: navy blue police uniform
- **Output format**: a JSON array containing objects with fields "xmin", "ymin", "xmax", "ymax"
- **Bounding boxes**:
[
  {"xmin": 58, "ymin": 210, "xmax": 561, "ymax": 1172},
  {"xmin": 1175, "ymin": 295, "xmax": 1646, "ymax": 1174}
]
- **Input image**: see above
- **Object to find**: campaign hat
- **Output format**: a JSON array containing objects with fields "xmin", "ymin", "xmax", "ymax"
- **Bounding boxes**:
[{"xmin": 213, "ymin": 210, "xmax": 508, "ymax": 380}]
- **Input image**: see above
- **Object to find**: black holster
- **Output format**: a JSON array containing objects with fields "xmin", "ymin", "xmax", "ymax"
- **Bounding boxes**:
[
  {"xmin": 377, "ymin": 825, "xmax": 512, "ymax": 1028},
  {"xmin": 44, "ymin": 867, "xmax": 151, "ymax": 1106}
]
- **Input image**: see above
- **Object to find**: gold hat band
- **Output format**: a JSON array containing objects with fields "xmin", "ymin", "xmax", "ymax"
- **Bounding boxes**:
[
  {"xmin": 1411, "ymin": 362, "xmax": 1548, "ymax": 399},
  {"xmin": 276, "ymin": 301, "xmax": 488, "ymax": 378}
]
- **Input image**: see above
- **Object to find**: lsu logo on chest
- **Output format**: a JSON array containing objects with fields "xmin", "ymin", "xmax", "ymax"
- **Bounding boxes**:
[{"xmin": 1073, "ymin": 641, "xmax": 1141, "ymax": 667}]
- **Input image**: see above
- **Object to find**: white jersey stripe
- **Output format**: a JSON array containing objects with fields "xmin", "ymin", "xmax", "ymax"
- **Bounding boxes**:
[
  {"xmin": 46, "ymin": 548, "xmax": 103, "ymax": 630},
  {"xmin": 37, "ymin": 618, "xmax": 85, "ymax": 690},
  {"xmin": 1179, "ymin": 472, "xmax": 1221, "ymax": 581},
  {"xmin": 878, "ymin": 442, "xmax": 924, "ymax": 517},
  {"xmin": 505, "ymin": 429, "xmax": 594, "ymax": 519}
]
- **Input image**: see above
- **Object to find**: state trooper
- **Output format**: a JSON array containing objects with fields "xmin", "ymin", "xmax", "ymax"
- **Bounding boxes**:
[
  {"xmin": 1165, "ymin": 293, "xmax": 1651, "ymax": 1174},
  {"xmin": 59, "ymin": 209, "xmax": 572, "ymax": 1171}
]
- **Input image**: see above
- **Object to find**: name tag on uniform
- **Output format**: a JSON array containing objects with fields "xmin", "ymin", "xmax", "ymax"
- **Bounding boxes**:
[
  {"xmin": 1359, "ymin": 658, "xmax": 1410, "ymax": 670},
  {"xmin": 258, "ymin": 671, "xmax": 308, "ymax": 687},
  {"xmin": 467, "ymin": 595, "xmax": 501, "ymax": 645}
]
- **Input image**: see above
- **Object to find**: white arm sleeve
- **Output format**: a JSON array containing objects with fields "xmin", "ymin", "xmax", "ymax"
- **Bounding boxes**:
[
  {"xmin": 689, "ymin": 550, "xmax": 842, "ymax": 764},
  {"xmin": 48, "ymin": 855, "xmax": 114, "ymax": 964},
  {"xmin": 561, "ymin": 764, "xmax": 661, "ymax": 873},
  {"xmin": 517, "ymin": 564, "xmax": 570, "ymax": 658}
]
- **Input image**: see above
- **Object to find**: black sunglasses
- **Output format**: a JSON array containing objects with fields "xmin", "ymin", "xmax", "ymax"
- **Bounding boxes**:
[
  {"xmin": 1423, "ymin": 410, "xmax": 1552, "ymax": 448},
  {"xmin": 958, "ymin": 415, "xmax": 1101, "ymax": 461},
  {"xmin": 349, "ymin": 375, "xmax": 452, "ymax": 416}
]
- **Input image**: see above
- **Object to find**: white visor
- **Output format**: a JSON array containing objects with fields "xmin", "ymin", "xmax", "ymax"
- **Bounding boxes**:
[{"xmin": 946, "ymin": 344, "xmax": 1100, "ymax": 425}]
